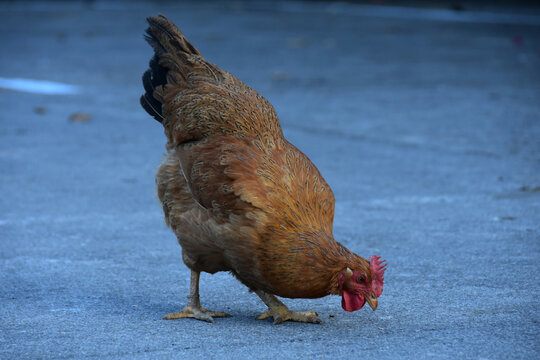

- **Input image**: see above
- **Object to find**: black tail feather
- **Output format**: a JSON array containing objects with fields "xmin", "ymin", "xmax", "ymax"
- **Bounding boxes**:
[
  {"xmin": 140, "ymin": 55, "xmax": 166, "ymax": 122},
  {"xmin": 140, "ymin": 15, "xmax": 202, "ymax": 124}
]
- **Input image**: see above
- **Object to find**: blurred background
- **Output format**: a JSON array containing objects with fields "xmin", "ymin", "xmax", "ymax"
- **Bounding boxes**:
[{"xmin": 1, "ymin": 1, "xmax": 539, "ymax": 359}]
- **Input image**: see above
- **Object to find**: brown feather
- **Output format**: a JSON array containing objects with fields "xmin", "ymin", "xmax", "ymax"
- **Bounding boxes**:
[{"xmin": 142, "ymin": 15, "xmax": 379, "ymax": 301}]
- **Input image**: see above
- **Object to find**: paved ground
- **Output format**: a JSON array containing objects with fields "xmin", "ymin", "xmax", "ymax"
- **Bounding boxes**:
[{"xmin": 1, "ymin": 1, "xmax": 539, "ymax": 359}]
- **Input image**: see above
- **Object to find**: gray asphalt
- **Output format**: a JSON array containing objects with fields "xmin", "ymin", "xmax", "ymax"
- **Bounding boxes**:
[{"xmin": 1, "ymin": 1, "xmax": 539, "ymax": 359}]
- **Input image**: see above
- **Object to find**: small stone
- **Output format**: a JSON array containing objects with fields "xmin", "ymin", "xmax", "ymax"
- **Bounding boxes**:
[
  {"xmin": 69, "ymin": 112, "xmax": 92, "ymax": 123},
  {"xmin": 33, "ymin": 106, "xmax": 47, "ymax": 115},
  {"xmin": 271, "ymin": 71, "xmax": 289, "ymax": 82}
]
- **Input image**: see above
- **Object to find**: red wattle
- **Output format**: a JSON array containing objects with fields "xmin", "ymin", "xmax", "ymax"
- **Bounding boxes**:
[{"xmin": 341, "ymin": 290, "xmax": 366, "ymax": 312}]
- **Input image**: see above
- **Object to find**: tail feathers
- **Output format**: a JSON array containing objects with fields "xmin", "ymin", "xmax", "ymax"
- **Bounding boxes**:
[
  {"xmin": 144, "ymin": 15, "xmax": 201, "ymax": 58},
  {"xmin": 140, "ymin": 66, "xmax": 164, "ymax": 122},
  {"xmin": 140, "ymin": 15, "xmax": 202, "ymax": 123}
]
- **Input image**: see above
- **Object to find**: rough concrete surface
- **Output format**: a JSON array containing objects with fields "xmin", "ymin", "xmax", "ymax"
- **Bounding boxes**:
[{"xmin": 1, "ymin": 1, "xmax": 539, "ymax": 359}]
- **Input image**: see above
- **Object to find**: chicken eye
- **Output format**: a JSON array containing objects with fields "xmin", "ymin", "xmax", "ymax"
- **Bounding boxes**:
[{"xmin": 357, "ymin": 276, "xmax": 365, "ymax": 283}]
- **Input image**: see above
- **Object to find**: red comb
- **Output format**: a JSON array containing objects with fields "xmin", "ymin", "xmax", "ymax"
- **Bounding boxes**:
[{"xmin": 369, "ymin": 255, "xmax": 387, "ymax": 297}]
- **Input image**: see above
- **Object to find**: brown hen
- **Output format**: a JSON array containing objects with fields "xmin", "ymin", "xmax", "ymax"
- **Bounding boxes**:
[{"xmin": 140, "ymin": 15, "xmax": 386, "ymax": 324}]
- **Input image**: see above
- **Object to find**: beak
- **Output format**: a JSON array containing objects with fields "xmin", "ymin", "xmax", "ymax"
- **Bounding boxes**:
[{"xmin": 366, "ymin": 295, "xmax": 378, "ymax": 311}]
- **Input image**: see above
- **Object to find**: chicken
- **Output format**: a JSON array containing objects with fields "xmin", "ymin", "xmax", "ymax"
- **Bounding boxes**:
[{"xmin": 140, "ymin": 15, "xmax": 387, "ymax": 324}]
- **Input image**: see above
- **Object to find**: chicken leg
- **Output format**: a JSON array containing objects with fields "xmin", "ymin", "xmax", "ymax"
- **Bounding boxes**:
[
  {"xmin": 255, "ymin": 290, "xmax": 322, "ymax": 325},
  {"xmin": 163, "ymin": 270, "xmax": 230, "ymax": 323}
]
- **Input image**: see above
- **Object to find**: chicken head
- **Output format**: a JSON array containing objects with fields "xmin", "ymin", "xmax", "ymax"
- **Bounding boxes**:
[{"xmin": 338, "ymin": 256, "xmax": 387, "ymax": 312}]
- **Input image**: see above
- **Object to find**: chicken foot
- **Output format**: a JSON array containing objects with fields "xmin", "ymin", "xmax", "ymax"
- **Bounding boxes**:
[
  {"xmin": 163, "ymin": 270, "xmax": 230, "ymax": 323},
  {"xmin": 255, "ymin": 290, "xmax": 322, "ymax": 325}
]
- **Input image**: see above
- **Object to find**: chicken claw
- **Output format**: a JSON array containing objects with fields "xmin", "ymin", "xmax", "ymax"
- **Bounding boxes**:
[
  {"xmin": 163, "ymin": 306, "xmax": 230, "ymax": 323},
  {"xmin": 256, "ymin": 309, "xmax": 321, "ymax": 325},
  {"xmin": 163, "ymin": 270, "xmax": 230, "ymax": 323},
  {"xmin": 255, "ymin": 290, "xmax": 322, "ymax": 325}
]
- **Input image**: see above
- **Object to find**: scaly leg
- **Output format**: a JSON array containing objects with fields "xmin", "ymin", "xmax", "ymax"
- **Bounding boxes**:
[
  {"xmin": 163, "ymin": 270, "xmax": 230, "ymax": 323},
  {"xmin": 255, "ymin": 290, "xmax": 322, "ymax": 325}
]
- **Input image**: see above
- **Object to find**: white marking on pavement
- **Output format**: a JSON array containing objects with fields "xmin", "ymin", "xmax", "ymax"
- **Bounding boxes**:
[{"xmin": 0, "ymin": 77, "xmax": 79, "ymax": 95}]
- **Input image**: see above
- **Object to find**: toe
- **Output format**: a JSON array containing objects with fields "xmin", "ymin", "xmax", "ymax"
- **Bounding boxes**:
[
  {"xmin": 200, "ymin": 308, "xmax": 231, "ymax": 318},
  {"xmin": 197, "ymin": 313, "xmax": 215, "ymax": 323},
  {"xmin": 208, "ymin": 311, "xmax": 231, "ymax": 318},
  {"xmin": 282, "ymin": 310, "xmax": 323, "ymax": 324},
  {"xmin": 163, "ymin": 311, "xmax": 190, "ymax": 320},
  {"xmin": 273, "ymin": 315, "xmax": 285, "ymax": 325},
  {"xmin": 256, "ymin": 311, "xmax": 272, "ymax": 320},
  {"xmin": 162, "ymin": 307, "xmax": 215, "ymax": 323},
  {"xmin": 306, "ymin": 314, "xmax": 323, "ymax": 324}
]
